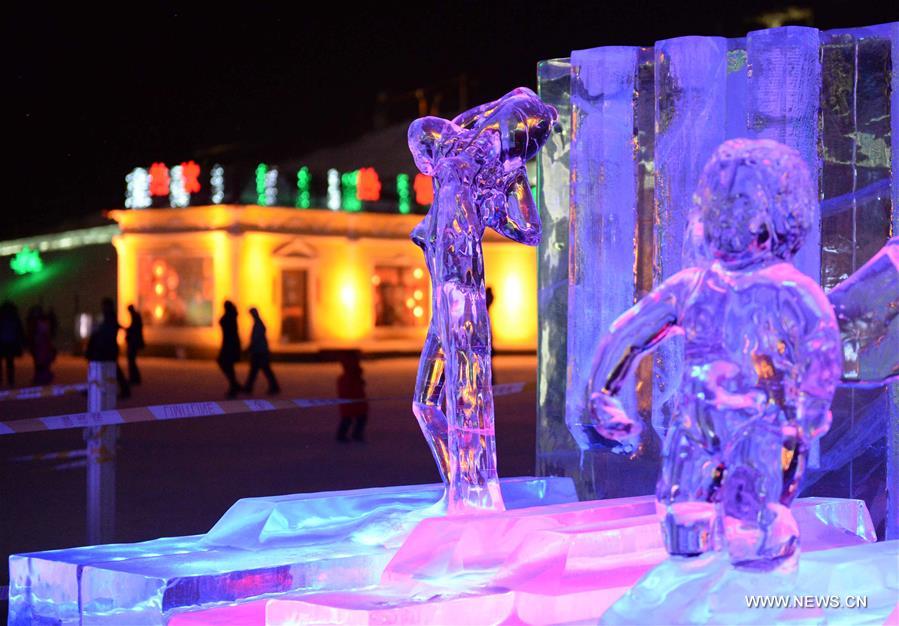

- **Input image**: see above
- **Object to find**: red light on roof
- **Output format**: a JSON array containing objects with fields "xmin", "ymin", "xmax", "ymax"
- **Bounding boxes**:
[
  {"xmin": 149, "ymin": 163, "xmax": 170, "ymax": 196},
  {"xmin": 356, "ymin": 167, "xmax": 381, "ymax": 202},
  {"xmin": 181, "ymin": 161, "xmax": 201, "ymax": 193},
  {"xmin": 414, "ymin": 173, "xmax": 433, "ymax": 205}
]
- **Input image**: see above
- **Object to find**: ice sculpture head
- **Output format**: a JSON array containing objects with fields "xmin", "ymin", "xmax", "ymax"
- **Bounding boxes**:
[
  {"xmin": 692, "ymin": 138, "xmax": 815, "ymax": 266},
  {"xmin": 409, "ymin": 88, "xmax": 557, "ymax": 168}
]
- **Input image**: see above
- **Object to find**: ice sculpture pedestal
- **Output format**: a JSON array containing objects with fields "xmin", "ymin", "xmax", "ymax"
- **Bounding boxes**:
[
  {"xmin": 601, "ymin": 541, "xmax": 899, "ymax": 625},
  {"xmin": 218, "ymin": 496, "xmax": 878, "ymax": 626},
  {"xmin": 8, "ymin": 477, "xmax": 576, "ymax": 626}
]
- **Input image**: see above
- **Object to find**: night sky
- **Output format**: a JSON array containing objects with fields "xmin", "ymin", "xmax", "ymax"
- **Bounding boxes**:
[{"xmin": 6, "ymin": 2, "xmax": 897, "ymax": 238}]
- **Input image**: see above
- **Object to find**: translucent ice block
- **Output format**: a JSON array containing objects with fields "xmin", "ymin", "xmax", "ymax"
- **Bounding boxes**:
[
  {"xmin": 535, "ymin": 57, "xmax": 576, "ymax": 491},
  {"xmin": 382, "ymin": 496, "xmax": 873, "ymax": 588},
  {"xmin": 746, "ymin": 26, "xmax": 821, "ymax": 281},
  {"xmin": 261, "ymin": 497, "xmax": 876, "ymax": 626},
  {"xmin": 8, "ymin": 476, "xmax": 576, "ymax": 626},
  {"xmin": 565, "ymin": 45, "xmax": 659, "ymax": 499},
  {"xmin": 600, "ymin": 540, "xmax": 899, "ymax": 625},
  {"xmin": 651, "ymin": 36, "xmax": 727, "ymax": 439},
  {"xmin": 812, "ymin": 23, "xmax": 897, "ymax": 540}
]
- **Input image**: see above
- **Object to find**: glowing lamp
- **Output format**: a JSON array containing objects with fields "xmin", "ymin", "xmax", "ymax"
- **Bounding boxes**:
[
  {"xmin": 339, "ymin": 283, "xmax": 357, "ymax": 308},
  {"xmin": 210, "ymin": 164, "xmax": 225, "ymax": 204},
  {"xmin": 181, "ymin": 161, "xmax": 202, "ymax": 193},
  {"xmin": 341, "ymin": 171, "xmax": 362, "ymax": 211},
  {"xmin": 10, "ymin": 247, "xmax": 43, "ymax": 275},
  {"xmin": 356, "ymin": 167, "xmax": 381, "ymax": 202},
  {"xmin": 149, "ymin": 163, "xmax": 170, "ymax": 196},
  {"xmin": 414, "ymin": 173, "xmax": 434, "ymax": 205},
  {"xmin": 396, "ymin": 173, "xmax": 411, "ymax": 214},
  {"xmin": 296, "ymin": 166, "xmax": 311, "ymax": 209}
]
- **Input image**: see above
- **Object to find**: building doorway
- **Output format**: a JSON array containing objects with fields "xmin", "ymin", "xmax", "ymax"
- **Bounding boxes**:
[{"xmin": 281, "ymin": 269, "xmax": 309, "ymax": 342}]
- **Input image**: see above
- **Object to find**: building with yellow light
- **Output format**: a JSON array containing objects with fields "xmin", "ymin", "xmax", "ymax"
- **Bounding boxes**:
[
  {"xmin": 0, "ymin": 123, "xmax": 541, "ymax": 356},
  {"xmin": 108, "ymin": 205, "xmax": 538, "ymax": 355}
]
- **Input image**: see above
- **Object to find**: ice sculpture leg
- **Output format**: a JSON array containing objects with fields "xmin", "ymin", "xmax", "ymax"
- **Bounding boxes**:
[
  {"xmin": 656, "ymin": 425, "xmax": 719, "ymax": 556},
  {"xmin": 720, "ymin": 426, "xmax": 804, "ymax": 567},
  {"xmin": 412, "ymin": 327, "xmax": 450, "ymax": 485},
  {"xmin": 439, "ymin": 282, "xmax": 503, "ymax": 513}
]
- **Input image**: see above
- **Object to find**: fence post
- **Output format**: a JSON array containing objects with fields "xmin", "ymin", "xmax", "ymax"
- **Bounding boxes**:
[{"xmin": 85, "ymin": 361, "xmax": 117, "ymax": 545}]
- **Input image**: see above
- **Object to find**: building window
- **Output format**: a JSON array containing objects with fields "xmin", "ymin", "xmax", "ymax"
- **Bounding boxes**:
[
  {"xmin": 138, "ymin": 256, "xmax": 214, "ymax": 327},
  {"xmin": 372, "ymin": 266, "xmax": 428, "ymax": 327}
]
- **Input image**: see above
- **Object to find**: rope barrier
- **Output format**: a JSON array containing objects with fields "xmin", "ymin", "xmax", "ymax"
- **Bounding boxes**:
[
  {"xmin": 0, "ymin": 381, "xmax": 535, "ymax": 437},
  {"xmin": 0, "ymin": 382, "xmax": 88, "ymax": 401},
  {"xmin": 9, "ymin": 448, "xmax": 88, "ymax": 463}
]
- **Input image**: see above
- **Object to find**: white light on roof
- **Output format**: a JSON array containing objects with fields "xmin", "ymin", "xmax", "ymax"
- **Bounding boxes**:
[{"xmin": 125, "ymin": 167, "xmax": 152, "ymax": 209}]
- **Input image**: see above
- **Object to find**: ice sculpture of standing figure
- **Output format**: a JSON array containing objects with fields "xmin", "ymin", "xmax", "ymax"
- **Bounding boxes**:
[
  {"xmin": 408, "ymin": 88, "xmax": 558, "ymax": 514},
  {"xmin": 581, "ymin": 139, "xmax": 842, "ymax": 568}
]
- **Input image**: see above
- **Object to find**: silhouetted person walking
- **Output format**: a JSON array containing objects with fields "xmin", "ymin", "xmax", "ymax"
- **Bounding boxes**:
[
  {"xmin": 0, "ymin": 300, "xmax": 25, "ymax": 386},
  {"xmin": 217, "ymin": 301, "xmax": 242, "ymax": 398},
  {"xmin": 125, "ymin": 304, "xmax": 145, "ymax": 385},
  {"xmin": 86, "ymin": 298, "xmax": 130, "ymax": 399},
  {"xmin": 336, "ymin": 350, "xmax": 367, "ymax": 442},
  {"xmin": 27, "ymin": 305, "xmax": 57, "ymax": 386},
  {"xmin": 244, "ymin": 307, "xmax": 280, "ymax": 395}
]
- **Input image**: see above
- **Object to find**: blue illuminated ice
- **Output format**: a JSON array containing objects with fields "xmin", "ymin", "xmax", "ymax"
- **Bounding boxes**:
[
  {"xmin": 8, "ymin": 477, "xmax": 575, "ymax": 625},
  {"xmin": 828, "ymin": 236, "xmax": 898, "ymax": 385},
  {"xmin": 408, "ymin": 88, "xmax": 558, "ymax": 514},
  {"xmin": 573, "ymin": 139, "xmax": 843, "ymax": 568},
  {"xmin": 601, "ymin": 540, "xmax": 899, "ymax": 626}
]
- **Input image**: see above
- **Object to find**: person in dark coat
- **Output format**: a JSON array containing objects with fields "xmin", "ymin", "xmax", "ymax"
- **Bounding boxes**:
[
  {"xmin": 336, "ymin": 350, "xmax": 367, "ymax": 442},
  {"xmin": 217, "ymin": 300, "xmax": 242, "ymax": 398},
  {"xmin": 125, "ymin": 304, "xmax": 145, "ymax": 385},
  {"xmin": 26, "ymin": 305, "xmax": 57, "ymax": 386},
  {"xmin": 86, "ymin": 298, "xmax": 130, "ymax": 399},
  {"xmin": 0, "ymin": 300, "xmax": 25, "ymax": 386},
  {"xmin": 243, "ymin": 307, "xmax": 280, "ymax": 395}
]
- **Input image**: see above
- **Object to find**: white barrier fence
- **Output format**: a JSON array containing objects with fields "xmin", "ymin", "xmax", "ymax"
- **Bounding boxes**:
[{"xmin": 2, "ymin": 367, "xmax": 532, "ymax": 545}]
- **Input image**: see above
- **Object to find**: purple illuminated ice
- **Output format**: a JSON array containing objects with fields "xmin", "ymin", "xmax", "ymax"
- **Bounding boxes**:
[
  {"xmin": 575, "ymin": 139, "xmax": 843, "ymax": 568},
  {"xmin": 408, "ymin": 88, "xmax": 558, "ymax": 514}
]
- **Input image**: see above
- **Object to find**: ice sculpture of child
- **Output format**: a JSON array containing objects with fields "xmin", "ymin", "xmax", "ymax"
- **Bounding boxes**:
[
  {"xmin": 583, "ymin": 139, "xmax": 842, "ymax": 568},
  {"xmin": 407, "ymin": 88, "xmax": 558, "ymax": 514}
]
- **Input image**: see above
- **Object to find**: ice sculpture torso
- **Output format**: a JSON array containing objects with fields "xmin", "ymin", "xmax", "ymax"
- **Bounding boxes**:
[
  {"xmin": 408, "ymin": 88, "xmax": 557, "ymax": 514},
  {"xmin": 578, "ymin": 139, "xmax": 842, "ymax": 568}
]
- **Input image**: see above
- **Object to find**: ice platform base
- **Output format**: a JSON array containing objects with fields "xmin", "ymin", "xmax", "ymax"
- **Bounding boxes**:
[
  {"xmin": 7, "ymin": 476, "xmax": 576, "ymax": 626},
  {"xmin": 250, "ymin": 497, "xmax": 882, "ymax": 626},
  {"xmin": 600, "ymin": 540, "xmax": 899, "ymax": 625}
]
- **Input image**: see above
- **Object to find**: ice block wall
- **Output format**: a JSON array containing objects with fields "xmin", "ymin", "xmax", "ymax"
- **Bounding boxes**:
[
  {"xmin": 892, "ymin": 23, "xmax": 899, "ymax": 543},
  {"xmin": 652, "ymin": 35, "xmax": 727, "ymax": 440},
  {"xmin": 535, "ymin": 59, "xmax": 577, "ymax": 486},
  {"xmin": 804, "ymin": 23, "xmax": 897, "ymax": 540},
  {"xmin": 535, "ymin": 22, "xmax": 897, "ymax": 536},
  {"xmin": 558, "ymin": 46, "xmax": 658, "ymax": 498}
]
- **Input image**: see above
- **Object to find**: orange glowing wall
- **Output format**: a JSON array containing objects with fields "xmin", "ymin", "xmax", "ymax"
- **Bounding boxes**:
[
  {"xmin": 483, "ymin": 243, "xmax": 538, "ymax": 349},
  {"xmin": 113, "ymin": 230, "xmax": 236, "ymax": 350},
  {"xmin": 113, "ymin": 225, "xmax": 538, "ymax": 351}
]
